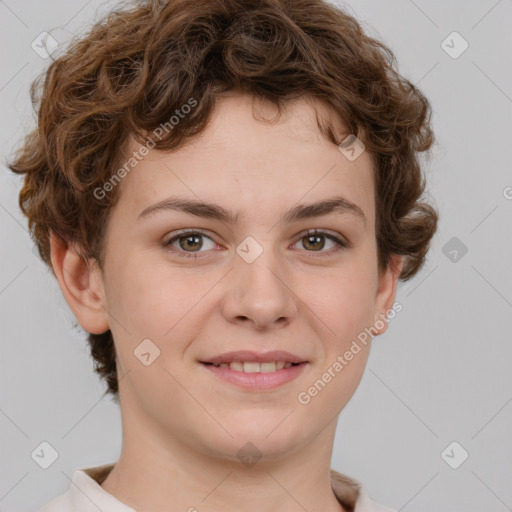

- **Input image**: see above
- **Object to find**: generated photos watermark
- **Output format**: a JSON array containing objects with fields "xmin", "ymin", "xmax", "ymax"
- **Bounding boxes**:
[
  {"xmin": 297, "ymin": 301, "xmax": 403, "ymax": 405},
  {"xmin": 93, "ymin": 97, "xmax": 198, "ymax": 200}
]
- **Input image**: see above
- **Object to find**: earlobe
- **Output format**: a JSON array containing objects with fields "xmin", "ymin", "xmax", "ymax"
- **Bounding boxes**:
[
  {"xmin": 49, "ymin": 231, "xmax": 110, "ymax": 335},
  {"xmin": 372, "ymin": 254, "xmax": 403, "ymax": 336}
]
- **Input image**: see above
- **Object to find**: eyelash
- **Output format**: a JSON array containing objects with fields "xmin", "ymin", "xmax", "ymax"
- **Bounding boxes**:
[{"xmin": 162, "ymin": 228, "xmax": 350, "ymax": 260}]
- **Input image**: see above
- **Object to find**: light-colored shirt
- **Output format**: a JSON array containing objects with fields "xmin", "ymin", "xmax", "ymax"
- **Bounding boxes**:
[{"xmin": 37, "ymin": 462, "xmax": 397, "ymax": 512}]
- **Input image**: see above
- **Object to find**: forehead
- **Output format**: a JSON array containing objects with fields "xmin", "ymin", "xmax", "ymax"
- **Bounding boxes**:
[{"xmin": 113, "ymin": 93, "xmax": 375, "ymax": 227}]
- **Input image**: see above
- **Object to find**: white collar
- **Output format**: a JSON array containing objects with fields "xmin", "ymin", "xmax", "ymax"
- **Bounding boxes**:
[{"xmin": 42, "ymin": 463, "xmax": 395, "ymax": 512}]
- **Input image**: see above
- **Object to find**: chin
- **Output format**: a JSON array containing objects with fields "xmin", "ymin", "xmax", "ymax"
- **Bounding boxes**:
[{"xmin": 196, "ymin": 422, "xmax": 308, "ymax": 463}]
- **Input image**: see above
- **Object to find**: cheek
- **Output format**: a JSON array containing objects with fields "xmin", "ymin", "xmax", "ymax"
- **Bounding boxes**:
[
  {"xmin": 301, "ymin": 262, "xmax": 378, "ymax": 340},
  {"xmin": 108, "ymin": 257, "xmax": 177, "ymax": 324},
  {"xmin": 298, "ymin": 346, "xmax": 371, "ymax": 428},
  {"xmin": 106, "ymin": 259, "xmax": 215, "ymax": 360},
  {"xmin": 299, "ymin": 258, "xmax": 377, "ymax": 416}
]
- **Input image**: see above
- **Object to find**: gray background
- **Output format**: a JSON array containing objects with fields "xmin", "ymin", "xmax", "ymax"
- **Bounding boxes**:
[{"xmin": 1, "ymin": 0, "xmax": 511, "ymax": 511}]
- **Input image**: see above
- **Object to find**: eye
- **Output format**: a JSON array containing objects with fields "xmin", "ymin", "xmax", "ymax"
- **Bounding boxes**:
[
  {"xmin": 162, "ymin": 228, "xmax": 350, "ymax": 260},
  {"xmin": 292, "ymin": 229, "xmax": 349, "ymax": 256},
  {"xmin": 163, "ymin": 229, "xmax": 219, "ymax": 259}
]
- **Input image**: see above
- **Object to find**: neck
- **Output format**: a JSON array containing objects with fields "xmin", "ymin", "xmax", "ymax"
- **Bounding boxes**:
[{"xmin": 101, "ymin": 401, "xmax": 349, "ymax": 512}]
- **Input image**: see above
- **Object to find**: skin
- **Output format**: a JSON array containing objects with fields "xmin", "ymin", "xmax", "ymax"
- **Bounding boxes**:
[{"xmin": 50, "ymin": 92, "xmax": 402, "ymax": 512}]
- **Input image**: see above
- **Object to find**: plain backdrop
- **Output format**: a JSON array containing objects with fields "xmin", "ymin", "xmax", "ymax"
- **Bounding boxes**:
[{"xmin": 1, "ymin": 1, "xmax": 511, "ymax": 511}]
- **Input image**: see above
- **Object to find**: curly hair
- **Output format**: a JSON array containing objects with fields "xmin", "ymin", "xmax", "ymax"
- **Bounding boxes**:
[{"xmin": 7, "ymin": 0, "xmax": 438, "ymax": 422}]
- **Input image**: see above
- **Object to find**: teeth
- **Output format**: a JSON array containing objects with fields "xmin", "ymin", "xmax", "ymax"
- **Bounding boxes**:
[
  {"xmin": 243, "ymin": 362, "xmax": 260, "ymax": 373},
  {"xmin": 212, "ymin": 361, "xmax": 299, "ymax": 372},
  {"xmin": 260, "ymin": 362, "xmax": 277, "ymax": 373}
]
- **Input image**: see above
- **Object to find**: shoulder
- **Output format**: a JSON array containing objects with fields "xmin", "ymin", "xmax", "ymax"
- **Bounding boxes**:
[
  {"xmin": 35, "ymin": 463, "xmax": 112, "ymax": 511},
  {"xmin": 355, "ymin": 486, "xmax": 398, "ymax": 512},
  {"xmin": 35, "ymin": 463, "xmax": 133, "ymax": 512},
  {"xmin": 330, "ymin": 468, "xmax": 397, "ymax": 512},
  {"xmin": 36, "ymin": 490, "xmax": 72, "ymax": 512}
]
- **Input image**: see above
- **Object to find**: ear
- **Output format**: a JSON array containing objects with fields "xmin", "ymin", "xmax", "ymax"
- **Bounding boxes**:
[
  {"xmin": 49, "ymin": 231, "xmax": 110, "ymax": 335},
  {"xmin": 371, "ymin": 253, "xmax": 403, "ymax": 336}
]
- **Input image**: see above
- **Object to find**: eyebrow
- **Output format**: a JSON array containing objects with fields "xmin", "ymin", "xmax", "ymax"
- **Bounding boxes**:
[{"xmin": 137, "ymin": 195, "xmax": 366, "ymax": 228}]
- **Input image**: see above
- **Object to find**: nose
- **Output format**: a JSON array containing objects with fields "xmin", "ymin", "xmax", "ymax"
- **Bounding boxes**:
[{"xmin": 221, "ymin": 242, "xmax": 298, "ymax": 331}]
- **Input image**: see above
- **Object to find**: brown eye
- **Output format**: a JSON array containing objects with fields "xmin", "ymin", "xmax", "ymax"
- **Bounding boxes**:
[
  {"xmin": 294, "ymin": 229, "xmax": 349, "ymax": 256},
  {"xmin": 163, "ymin": 229, "xmax": 218, "ymax": 259},
  {"xmin": 302, "ymin": 233, "xmax": 326, "ymax": 251},
  {"xmin": 177, "ymin": 233, "xmax": 203, "ymax": 251}
]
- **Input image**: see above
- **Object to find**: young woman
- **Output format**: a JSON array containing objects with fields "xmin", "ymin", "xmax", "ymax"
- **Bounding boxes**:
[{"xmin": 9, "ymin": 1, "xmax": 437, "ymax": 510}]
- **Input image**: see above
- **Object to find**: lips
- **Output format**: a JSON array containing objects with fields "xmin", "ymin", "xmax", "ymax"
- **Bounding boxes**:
[
  {"xmin": 199, "ymin": 350, "xmax": 307, "ymax": 366},
  {"xmin": 200, "ymin": 354, "xmax": 308, "ymax": 390}
]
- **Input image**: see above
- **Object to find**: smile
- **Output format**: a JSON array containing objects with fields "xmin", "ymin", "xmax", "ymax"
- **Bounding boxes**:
[
  {"xmin": 200, "ymin": 361, "xmax": 308, "ymax": 390},
  {"xmin": 203, "ymin": 361, "xmax": 300, "ymax": 372}
]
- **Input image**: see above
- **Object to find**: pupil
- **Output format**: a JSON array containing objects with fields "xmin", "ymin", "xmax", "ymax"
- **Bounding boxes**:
[
  {"xmin": 305, "ymin": 234, "xmax": 324, "ymax": 251},
  {"xmin": 178, "ymin": 233, "xmax": 325, "ymax": 252},
  {"xmin": 181, "ymin": 234, "xmax": 202, "ymax": 251}
]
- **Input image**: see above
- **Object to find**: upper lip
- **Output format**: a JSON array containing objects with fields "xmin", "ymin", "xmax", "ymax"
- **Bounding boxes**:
[{"xmin": 200, "ymin": 350, "xmax": 307, "ymax": 365}]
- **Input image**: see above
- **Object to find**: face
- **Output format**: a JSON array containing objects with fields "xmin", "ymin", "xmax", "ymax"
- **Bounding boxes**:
[{"xmin": 69, "ymin": 93, "xmax": 401, "ymax": 462}]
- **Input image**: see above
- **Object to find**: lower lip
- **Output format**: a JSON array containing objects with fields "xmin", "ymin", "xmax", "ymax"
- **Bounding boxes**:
[{"xmin": 200, "ymin": 362, "xmax": 308, "ymax": 390}]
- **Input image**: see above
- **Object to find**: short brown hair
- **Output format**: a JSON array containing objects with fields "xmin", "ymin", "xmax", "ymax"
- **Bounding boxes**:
[{"xmin": 8, "ymin": 0, "xmax": 438, "ymax": 409}]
